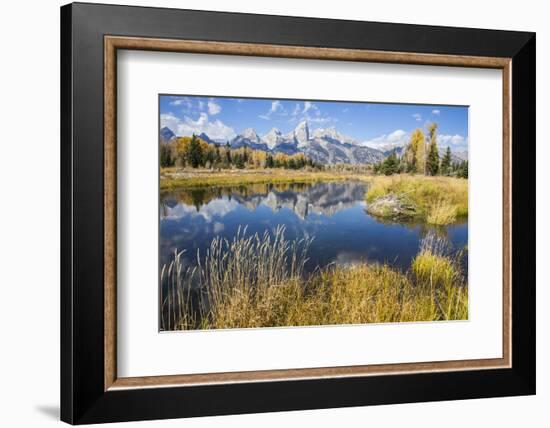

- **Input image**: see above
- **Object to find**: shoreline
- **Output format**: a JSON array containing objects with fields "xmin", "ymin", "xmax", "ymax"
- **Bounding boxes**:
[{"xmin": 160, "ymin": 168, "xmax": 372, "ymax": 190}]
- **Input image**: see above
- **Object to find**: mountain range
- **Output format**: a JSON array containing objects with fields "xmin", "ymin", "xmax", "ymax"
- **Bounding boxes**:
[{"xmin": 160, "ymin": 121, "xmax": 467, "ymax": 165}]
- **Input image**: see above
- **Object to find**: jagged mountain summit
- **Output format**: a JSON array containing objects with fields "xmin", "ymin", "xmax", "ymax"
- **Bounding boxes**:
[
  {"xmin": 292, "ymin": 120, "xmax": 310, "ymax": 147},
  {"xmin": 311, "ymin": 126, "xmax": 357, "ymax": 146},
  {"xmin": 234, "ymin": 120, "xmax": 385, "ymax": 165},
  {"xmin": 160, "ymin": 126, "xmax": 176, "ymax": 143},
  {"xmin": 196, "ymin": 132, "xmax": 219, "ymax": 146},
  {"xmin": 230, "ymin": 127, "xmax": 269, "ymax": 151},
  {"xmin": 262, "ymin": 128, "xmax": 285, "ymax": 150}
]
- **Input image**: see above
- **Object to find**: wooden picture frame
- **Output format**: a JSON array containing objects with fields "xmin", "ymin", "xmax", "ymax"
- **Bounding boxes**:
[{"xmin": 61, "ymin": 2, "xmax": 535, "ymax": 424}]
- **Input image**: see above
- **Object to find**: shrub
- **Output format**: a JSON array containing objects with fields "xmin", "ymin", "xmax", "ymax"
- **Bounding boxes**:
[{"xmin": 365, "ymin": 175, "xmax": 467, "ymax": 225}]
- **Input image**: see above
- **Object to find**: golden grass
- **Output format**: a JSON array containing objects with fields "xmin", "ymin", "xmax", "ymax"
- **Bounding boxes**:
[
  {"xmin": 365, "ymin": 175, "xmax": 468, "ymax": 225},
  {"xmin": 161, "ymin": 228, "xmax": 468, "ymax": 330},
  {"xmin": 426, "ymin": 199, "xmax": 458, "ymax": 225},
  {"xmin": 160, "ymin": 168, "xmax": 370, "ymax": 190}
]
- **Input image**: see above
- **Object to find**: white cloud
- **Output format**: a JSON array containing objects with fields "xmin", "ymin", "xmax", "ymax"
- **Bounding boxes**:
[
  {"xmin": 303, "ymin": 101, "xmax": 314, "ymax": 114},
  {"xmin": 169, "ymin": 97, "xmax": 192, "ymax": 109},
  {"xmin": 290, "ymin": 101, "xmax": 320, "ymax": 117},
  {"xmin": 160, "ymin": 112, "xmax": 182, "ymax": 131},
  {"xmin": 288, "ymin": 101, "xmax": 336, "ymax": 124},
  {"xmin": 160, "ymin": 112, "xmax": 236, "ymax": 141},
  {"xmin": 289, "ymin": 115, "xmax": 336, "ymax": 125},
  {"xmin": 302, "ymin": 102, "xmax": 321, "ymax": 116},
  {"xmin": 307, "ymin": 116, "xmax": 337, "ymax": 124},
  {"xmin": 168, "ymin": 96, "xmax": 211, "ymax": 115},
  {"xmin": 363, "ymin": 129, "xmax": 467, "ymax": 150},
  {"xmin": 438, "ymin": 134, "xmax": 466, "ymax": 146},
  {"xmin": 196, "ymin": 199, "xmax": 239, "ymax": 222},
  {"xmin": 363, "ymin": 129, "xmax": 410, "ymax": 149},
  {"xmin": 270, "ymin": 100, "xmax": 283, "ymax": 113},
  {"xmin": 432, "ymin": 109, "xmax": 441, "ymax": 115},
  {"xmin": 163, "ymin": 199, "xmax": 239, "ymax": 222},
  {"xmin": 386, "ymin": 129, "xmax": 408, "ymax": 142},
  {"xmin": 412, "ymin": 113, "xmax": 422, "ymax": 121},
  {"xmin": 207, "ymin": 99, "xmax": 221, "ymax": 115},
  {"xmin": 259, "ymin": 100, "xmax": 284, "ymax": 120}
]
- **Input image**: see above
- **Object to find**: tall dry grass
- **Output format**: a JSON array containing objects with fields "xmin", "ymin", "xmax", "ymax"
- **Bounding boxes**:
[
  {"xmin": 365, "ymin": 175, "xmax": 468, "ymax": 225},
  {"xmin": 161, "ymin": 227, "xmax": 468, "ymax": 330},
  {"xmin": 160, "ymin": 249, "xmax": 198, "ymax": 331},
  {"xmin": 411, "ymin": 232, "xmax": 468, "ymax": 320}
]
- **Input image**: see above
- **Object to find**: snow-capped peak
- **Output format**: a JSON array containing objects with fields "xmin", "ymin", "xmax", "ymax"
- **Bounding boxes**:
[
  {"xmin": 312, "ymin": 127, "xmax": 357, "ymax": 145},
  {"xmin": 197, "ymin": 122, "xmax": 391, "ymax": 165},
  {"xmin": 293, "ymin": 121, "xmax": 310, "ymax": 147},
  {"xmin": 266, "ymin": 127, "xmax": 281, "ymax": 136},
  {"xmin": 262, "ymin": 128, "xmax": 283, "ymax": 150},
  {"xmin": 241, "ymin": 127, "xmax": 261, "ymax": 143}
]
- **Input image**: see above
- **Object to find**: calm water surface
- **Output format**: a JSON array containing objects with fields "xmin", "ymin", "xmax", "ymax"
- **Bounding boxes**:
[{"xmin": 160, "ymin": 181, "xmax": 468, "ymax": 274}]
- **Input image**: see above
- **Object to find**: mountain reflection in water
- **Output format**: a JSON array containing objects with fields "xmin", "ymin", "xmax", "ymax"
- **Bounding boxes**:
[{"xmin": 160, "ymin": 181, "xmax": 467, "ymax": 274}]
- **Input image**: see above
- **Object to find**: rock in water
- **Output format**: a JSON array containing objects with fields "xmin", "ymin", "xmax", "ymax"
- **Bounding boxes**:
[{"xmin": 366, "ymin": 194, "xmax": 418, "ymax": 219}]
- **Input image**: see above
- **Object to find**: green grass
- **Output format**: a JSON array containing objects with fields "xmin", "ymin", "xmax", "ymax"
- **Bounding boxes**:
[
  {"xmin": 161, "ymin": 227, "xmax": 468, "ymax": 330},
  {"xmin": 365, "ymin": 175, "xmax": 468, "ymax": 225},
  {"xmin": 160, "ymin": 168, "xmax": 370, "ymax": 190}
]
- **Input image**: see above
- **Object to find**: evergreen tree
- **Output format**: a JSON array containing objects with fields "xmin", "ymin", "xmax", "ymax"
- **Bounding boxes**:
[
  {"xmin": 205, "ymin": 147, "xmax": 215, "ymax": 166},
  {"xmin": 405, "ymin": 155, "xmax": 416, "ymax": 173},
  {"xmin": 214, "ymin": 145, "xmax": 222, "ymax": 165},
  {"xmin": 265, "ymin": 153, "xmax": 274, "ymax": 168},
  {"xmin": 440, "ymin": 146, "xmax": 452, "ymax": 176},
  {"xmin": 160, "ymin": 144, "xmax": 173, "ymax": 167},
  {"xmin": 458, "ymin": 160, "xmax": 468, "ymax": 178},
  {"xmin": 187, "ymin": 135, "xmax": 203, "ymax": 168},
  {"xmin": 451, "ymin": 161, "xmax": 459, "ymax": 175},
  {"xmin": 427, "ymin": 142, "xmax": 439, "ymax": 176},
  {"xmin": 225, "ymin": 142, "xmax": 231, "ymax": 165},
  {"xmin": 287, "ymin": 158, "xmax": 296, "ymax": 169},
  {"xmin": 381, "ymin": 152, "xmax": 399, "ymax": 175},
  {"xmin": 397, "ymin": 160, "xmax": 405, "ymax": 174},
  {"xmin": 234, "ymin": 153, "xmax": 245, "ymax": 169},
  {"xmin": 426, "ymin": 123, "xmax": 439, "ymax": 176}
]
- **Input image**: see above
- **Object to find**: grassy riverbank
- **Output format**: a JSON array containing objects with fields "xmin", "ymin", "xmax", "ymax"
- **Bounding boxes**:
[
  {"xmin": 366, "ymin": 175, "xmax": 468, "ymax": 225},
  {"xmin": 160, "ymin": 168, "xmax": 370, "ymax": 190},
  {"xmin": 161, "ymin": 169, "xmax": 468, "ymax": 226},
  {"xmin": 161, "ymin": 227, "xmax": 467, "ymax": 331}
]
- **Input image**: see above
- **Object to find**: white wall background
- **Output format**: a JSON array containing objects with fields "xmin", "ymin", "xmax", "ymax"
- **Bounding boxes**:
[{"xmin": 0, "ymin": 0, "xmax": 546, "ymax": 426}]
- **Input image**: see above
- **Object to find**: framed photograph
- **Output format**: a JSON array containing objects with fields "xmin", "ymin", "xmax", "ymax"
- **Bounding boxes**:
[{"xmin": 61, "ymin": 2, "xmax": 535, "ymax": 424}]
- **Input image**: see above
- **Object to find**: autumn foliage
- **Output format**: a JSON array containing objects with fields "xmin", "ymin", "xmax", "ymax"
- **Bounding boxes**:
[{"xmin": 161, "ymin": 135, "xmax": 317, "ymax": 170}]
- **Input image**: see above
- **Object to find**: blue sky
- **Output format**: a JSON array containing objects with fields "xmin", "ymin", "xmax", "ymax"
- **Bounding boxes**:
[{"xmin": 160, "ymin": 95, "xmax": 469, "ymax": 151}]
